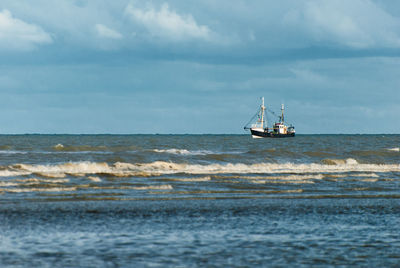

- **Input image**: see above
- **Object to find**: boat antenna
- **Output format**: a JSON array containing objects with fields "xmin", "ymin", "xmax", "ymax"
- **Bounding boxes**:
[{"xmin": 281, "ymin": 103, "xmax": 284, "ymax": 123}]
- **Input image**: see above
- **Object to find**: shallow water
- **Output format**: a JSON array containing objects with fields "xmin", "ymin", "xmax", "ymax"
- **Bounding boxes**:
[{"xmin": 0, "ymin": 134, "xmax": 399, "ymax": 266}]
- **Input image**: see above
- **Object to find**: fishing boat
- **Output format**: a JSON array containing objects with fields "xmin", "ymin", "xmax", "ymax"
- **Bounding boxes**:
[{"xmin": 244, "ymin": 97, "xmax": 295, "ymax": 138}]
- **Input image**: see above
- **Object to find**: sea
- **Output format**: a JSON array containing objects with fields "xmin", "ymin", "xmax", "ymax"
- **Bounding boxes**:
[{"xmin": 0, "ymin": 134, "xmax": 399, "ymax": 267}]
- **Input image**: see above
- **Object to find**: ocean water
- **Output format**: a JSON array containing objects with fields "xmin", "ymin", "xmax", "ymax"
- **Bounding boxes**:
[{"xmin": 0, "ymin": 134, "xmax": 399, "ymax": 267}]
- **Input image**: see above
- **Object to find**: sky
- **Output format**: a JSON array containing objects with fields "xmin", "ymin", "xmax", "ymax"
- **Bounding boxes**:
[{"xmin": 0, "ymin": 0, "xmax": 399, "ymax": 134}]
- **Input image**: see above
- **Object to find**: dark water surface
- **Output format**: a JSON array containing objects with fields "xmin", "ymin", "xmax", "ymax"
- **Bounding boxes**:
[{"xmin": 0, "ymin": 134, "xmax": 399, "ymax": 266}]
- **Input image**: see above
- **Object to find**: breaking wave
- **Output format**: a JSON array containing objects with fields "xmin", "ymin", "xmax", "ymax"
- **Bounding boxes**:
[
  {"xmin": 167, "ymin": 176, "xmax": 211, "ymax": 182},
  {"xmin": 0, "ymin": 182, "xmax": 19, "ymax": 187},
  {"xmin": 132, "ymin": 185, "xmax": 173, "ymax": 190},
  {"xmin": 87, "ymin": 176, "xmax": 102, "ymax": 182},
  {"xmin": 0, "ymin": 150, "xmax": 28, "ymax": 155},
  {"xmin": 15, "ymin": 178, "xmax": 70, "ymax": 183},
  {"xmin": 152, "ymin": 149, "xmax": 214, "ymax": 155},
  {"xmin": 321, "ymin": 158, "xmax": 359, "ymax": 165},
  {"xmin": 0, "ymin": 187, "xmax": 77, "ymax": 193},
  {"xmin": 53, "ymin": 143, "xmax": 108, "ymax": 152},
  {"xmin": 52, "ymin": 144, "xmax": 137, "ymax": 153},
  {"xmin": 245, "ymin": 174, "xmax": 324, "ymax": 184},
  {"xmin": 88, "ymin": 185, "xmax": 173, "ymax": 190},
  {"xmin": 0, "ymin": 160, "xmax": 399, "ymax": 178},
  {"xmin": 349, "ymin": 173, "xmax": 379, "ymax": 178},
  {"xmin": 243, "ymin": 174, "xmax": 324, "ymax": 181}
]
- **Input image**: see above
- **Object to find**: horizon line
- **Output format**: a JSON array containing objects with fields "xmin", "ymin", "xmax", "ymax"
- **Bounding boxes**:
[{"xmin": 0, "ymin": 133, "xmax": 398, "ymax": 135}]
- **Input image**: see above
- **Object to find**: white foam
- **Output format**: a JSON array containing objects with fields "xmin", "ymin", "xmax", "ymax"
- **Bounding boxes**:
[
  {"xmin": 35, "ymin": 172, "xmax": 67, "ymax": 178},
  {"xmin": 350, "ymin": 173, "xmax": 379, "ymax": 178},
  {"xmin": 388, "ymin": 147, "xmax": 400, "ymax": 152},
  {"xmin": 153, "ymin": 149, "xmax": 213, "ymax": 155},
  {"xmin": 130, "ymin": 161, "xmax": 400, "ymax": 175},
  {"xmin": 346, "ymin": 158, "xmax": 359, "ymax": 165},
  {"xmin": 0, "ymin": 160, "xmax": 398, "ymax": 178},
  {"xmin": 243, "ymin": 174, "xmax": 324, "ymax": 181},
  {"xmin": 0, "ymin": 170, "xmax": 31, "ymax": 177},
  {"xmin": 353, "ymin": 187, "xmax": 369, "ymax": 191},
  {"xmin": 0, "ymin": 187, "xmax": 77, "ymax": 193},
  {"xmin": 0, "ymin": 182, "xmax": 18, "ymax": 187},
  {"xmin": 246, "ymin": 174, "xmax": 323, "ymax": 184},
  {"xmin": 322, "ymin": 158, "xmax": 359, "ymax": 165},
  {"xmin": 16, "ymin": 178, "xmax": 70, "ymax": 183},
  {"xmin": 54, "ymin": 143, "xmax": 64, "ymax": 149},
  {"xmin": 87, "ymin": 176, "xmax": 102, "ymax": 182},
  {"xmin": 0, "ymin": 150, "xmax": 27, "ymax": 155},
  {"xmin": 359, "ymin": 178, "xmax": 378, "ymax": 182},
  {"xmin": 132, "ymin": 185, "xmax": 173, "ymax": 190},
  {"xmin": 90, "ymin": 185, "xmax": 173, "ymax": 190},
  {"xmin": 13, "ymin": 162, "xmax": 111, "ymax": 175},
  {"xmin": 169, "ymin": 176, "xmax": 211, "ymax": 182},
  {"xmin": 251, "ymin": 179, "xmax": 315, "ymax": 184}
]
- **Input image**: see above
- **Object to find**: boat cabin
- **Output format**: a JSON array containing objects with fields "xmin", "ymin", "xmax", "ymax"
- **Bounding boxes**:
[{"xmin": 273, "ymin": 123, "xmax": 287, "ymax": 134}]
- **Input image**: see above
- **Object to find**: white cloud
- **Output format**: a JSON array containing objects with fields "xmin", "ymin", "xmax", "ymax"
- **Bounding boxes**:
[
  {"xmin": 284, "ymin": 0, "xmax": 400, "ymax": 48},
  {"xmin": 125, "ymin": 3, "xmax": 211, "ymax": 41},
  {"xmin": 0, "ymin": 9, "xmax": 52, "ymax": 50},
  {"xmin": 95, "ymin": 24, "xmax": 123, "ymax": 39},
  {"xmin": 304, "ymin": 1, "xmax": 372, "ymax": 47}
]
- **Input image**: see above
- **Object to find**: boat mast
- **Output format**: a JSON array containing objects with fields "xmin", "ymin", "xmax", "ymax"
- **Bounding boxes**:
[
  {"xmin": 260, "ymin": 97, "xmax": 266, "ymax": 128},
  {"xmin": 281, "ymin": 103, "xmax": 285, "ymax": 124}
]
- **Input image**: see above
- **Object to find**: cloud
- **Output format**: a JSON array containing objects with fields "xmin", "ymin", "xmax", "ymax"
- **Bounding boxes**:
[
  {"xmin": 0, "ymin": 1, "xmax": 399, "ymax": 60},
  {"xmin": 0, "ymin": 9, "xmax": 52, "ymax": 50},
  {"xmin": 0, "ymin": 75, "xmax": 19, "ymax": 89},
  {"xmin": 304, "ymin": 1, "xmax": 373, "ymax": 48},
  {"xmin": 95, "ymin": 24, "xmax": 123, "ymax": 39},
  {"xmin": 290, "ymin": 68, "xmax": 327, "ymax": 84},
  {"xmin": 284, "ymin": 0, "xmax": 400, "ymax": 48},
  {"xmin": 125, "ymin": 2, "xmax": 212, "ymax": 42}
]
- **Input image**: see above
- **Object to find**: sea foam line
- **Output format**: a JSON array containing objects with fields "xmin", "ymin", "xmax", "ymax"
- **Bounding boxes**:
[
  {"xmin": 152, "ymin": 149, "xmax": 214, "ymax": 155},
  {"xmin": 152, "ymin": 148, "xmax": 242, "ymax": 156},
  {"xmin": 0, "ymin": 187, "xmax": 77, "ymax": 193},
  {"xmin": 0, "ymin": 150, "xmax": 28, "ymax": 155},
  {"xmin": 0, "ymin": 160, "xmax": 399, "ymax": 178}
]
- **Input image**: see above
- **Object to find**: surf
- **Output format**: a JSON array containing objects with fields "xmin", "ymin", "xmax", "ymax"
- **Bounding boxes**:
[{"xmin": 0, "ymin": 160, "xmax": 398, "ymax": 178}]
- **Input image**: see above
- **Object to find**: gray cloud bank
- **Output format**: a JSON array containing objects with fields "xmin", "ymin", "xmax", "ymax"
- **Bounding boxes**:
[
  {"xmin": 0, "ymin": 0, "xmax": 399, "ymax": 133},
  {"xmin": 2, "ymin": 0, "xmax": 400, "ymax": 55}
]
